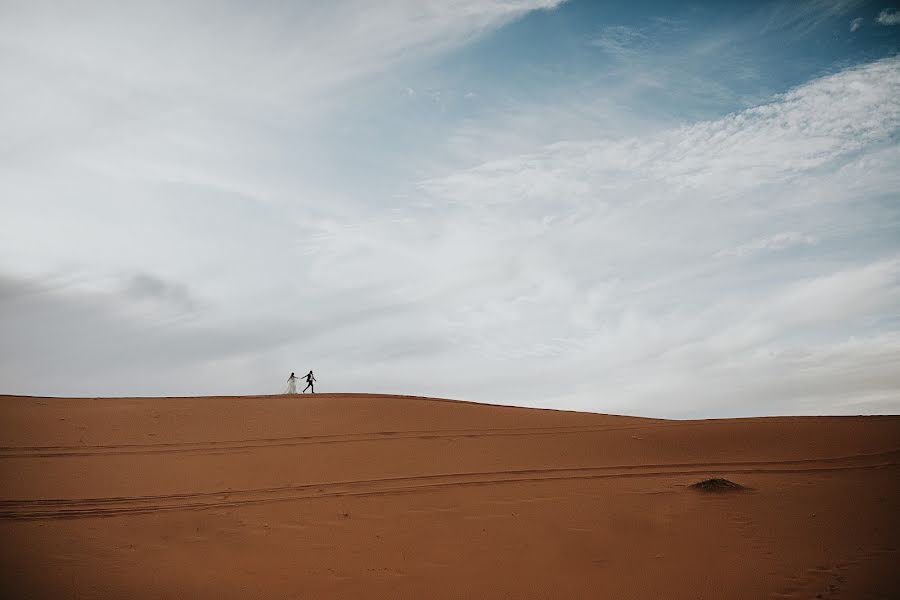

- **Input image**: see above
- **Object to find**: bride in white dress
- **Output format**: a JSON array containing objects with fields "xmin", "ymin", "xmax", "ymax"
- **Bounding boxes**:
[{"xmin": 286, "ymin": 372, "xmax": 299, "ymax": 394}]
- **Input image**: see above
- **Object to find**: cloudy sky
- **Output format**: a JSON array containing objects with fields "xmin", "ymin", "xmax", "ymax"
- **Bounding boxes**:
[{"xmin": 2, "ymin": 0, "xmax": 899, "ymax": 417}]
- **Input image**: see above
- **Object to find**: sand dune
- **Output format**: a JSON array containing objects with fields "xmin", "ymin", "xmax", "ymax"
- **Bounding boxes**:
[{"xmin": 1, "ymin": 393, "xmax": 897, "ymax": 598}]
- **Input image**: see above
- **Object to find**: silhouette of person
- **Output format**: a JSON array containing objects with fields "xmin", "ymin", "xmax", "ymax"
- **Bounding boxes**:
[
  {"xmin": 302, "ymin": 370, "xmax": 316, "ymax": 393},
  {"xmin": 287, "ymin": 372, "xmax": 298, "ymax": 394}
]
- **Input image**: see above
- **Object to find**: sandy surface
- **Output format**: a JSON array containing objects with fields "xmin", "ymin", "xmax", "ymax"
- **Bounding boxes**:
[{"xmin": 1, "ymin": 393, "xmax": 897, "ymax": 599}]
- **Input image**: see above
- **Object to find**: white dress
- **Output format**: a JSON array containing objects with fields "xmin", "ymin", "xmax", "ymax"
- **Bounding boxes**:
[{"xmin": 286, "ymin": 377, "xmax": 297, "ymax": 394}]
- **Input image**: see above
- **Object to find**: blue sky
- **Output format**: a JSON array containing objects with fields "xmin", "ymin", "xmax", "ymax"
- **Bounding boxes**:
[{"xmin": 1, "ymin": 0, "xmax": 899, "ymax": 417}]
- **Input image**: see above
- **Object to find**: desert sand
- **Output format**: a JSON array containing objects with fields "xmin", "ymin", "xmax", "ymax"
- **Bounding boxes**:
[{"xmin": 0, "ymin": 393, "xmax": 897, "ymax": 599}]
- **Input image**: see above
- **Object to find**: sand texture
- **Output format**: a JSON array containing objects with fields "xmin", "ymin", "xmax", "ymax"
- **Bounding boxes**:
[{"xmin": 1, "ymin": 393, "xmax": 898, "ymax": 599}]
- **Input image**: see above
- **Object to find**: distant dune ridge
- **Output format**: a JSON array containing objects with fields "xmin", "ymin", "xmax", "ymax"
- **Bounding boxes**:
[{"xmin": 1, "ymin": 393, "xmax": 898, "ymax": 598}]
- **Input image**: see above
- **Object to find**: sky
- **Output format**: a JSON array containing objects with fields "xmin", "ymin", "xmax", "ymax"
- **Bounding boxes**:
[{"xmin": 1, "ymin": 0, "xmax": 899, "ymax": 417}]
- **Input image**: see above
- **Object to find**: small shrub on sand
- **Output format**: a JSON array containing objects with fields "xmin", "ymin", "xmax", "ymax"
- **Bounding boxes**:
[{"xmin": 690, "ymin": 478, "xmax": 745, "ymax": 492}]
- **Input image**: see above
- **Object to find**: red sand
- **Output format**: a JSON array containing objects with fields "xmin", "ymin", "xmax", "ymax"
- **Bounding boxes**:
[{"xmin": 1, "ymin": 393, "xmax": 898, "ymax": 598}]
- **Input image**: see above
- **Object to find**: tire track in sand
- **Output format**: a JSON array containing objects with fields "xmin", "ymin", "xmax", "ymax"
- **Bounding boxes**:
[
  {"xmin": 0, "ymin": 423, "xmax": 672, "ymax": 458},
  {"xmin": 0, "ymin": 418, "xmax": 837, "ymax": 458},
  {"xmin": 1, "ymin": 449, "xmax": 896, "ymax": 520}
]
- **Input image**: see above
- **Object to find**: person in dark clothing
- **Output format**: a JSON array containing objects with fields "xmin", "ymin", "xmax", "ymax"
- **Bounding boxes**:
[{"xmin": 302, "ymin": 370, "xmax": 316, "ymax": 393}]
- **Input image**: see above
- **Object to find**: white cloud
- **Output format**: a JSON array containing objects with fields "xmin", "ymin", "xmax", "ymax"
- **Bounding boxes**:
[
  {"xmin": 425, "ymin": 58, "xmax": 900, "ymax": 201},
  {"xmin": 0, "ymin": 0, "xmax": 565, "ymax": 168},
  {"xmin": 876, "ymin": 8, "xmax": 900, "ymax": 25},
  {"xmin": 761, "ymin": 258, "xmax": 900, "ymax": 328},
  {"xmin": 591, "ymin": 25, "xmax": 652, "ymax": 57},
  {"xmin": 0, "ymin": 4, "xmax": 898, "ymax": 417},
  {"xmin": 413, "ymin": 57, "xmax": 900, "ymax": 415},
  {"xmin": 715, "ymin": 232, "xmax": 817, "ymax": 258},
  {"xmin": 764, "ymin": 0, "xmax": 864, "ymax": 36},
  {"xmin": 850, "ymin": 16, "xmax": 863, "ymax": 31}
]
